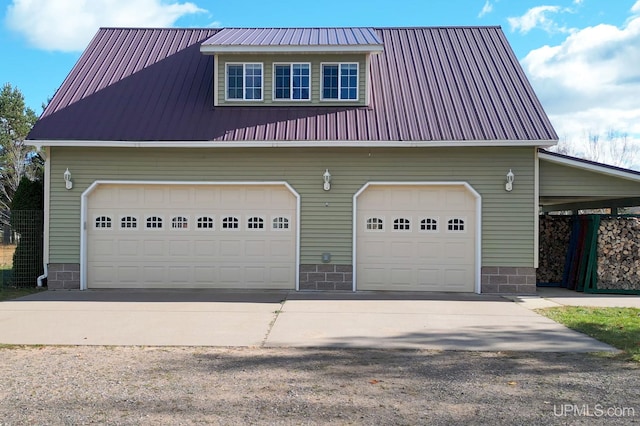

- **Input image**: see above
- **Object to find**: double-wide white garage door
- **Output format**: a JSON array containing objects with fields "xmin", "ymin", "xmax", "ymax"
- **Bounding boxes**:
[
  {"xmin": 86, "ymin": 184, "xmax": 297, "ymax": 289},
  {"xmin": 356, "ymin": 184, "xmax": 477, "ymax": 292}
]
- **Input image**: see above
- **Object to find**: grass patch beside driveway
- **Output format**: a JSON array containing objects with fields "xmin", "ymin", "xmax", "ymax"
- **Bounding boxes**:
[
  {"xmin": 538, "ymin": 306, "xmax": 640, "ymax": 362},
  {"xmin": 0, "ymin": 287, "xmax": 45, "ymax": 302}
]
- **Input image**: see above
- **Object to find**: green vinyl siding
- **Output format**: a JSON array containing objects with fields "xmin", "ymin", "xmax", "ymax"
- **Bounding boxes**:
[
  {"xmin": 49, "ymin": 146, "xmax": 536, "ymax": 267},
  {"xmin": 540, "ymin": 159, "xmax": 640, "ymax": 197},
  {"xmin": 216, "ymin": 53, "xmax": 367, "ymax": 106}
]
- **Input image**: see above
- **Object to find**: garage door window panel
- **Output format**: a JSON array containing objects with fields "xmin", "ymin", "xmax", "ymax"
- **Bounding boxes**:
[
  {"xmin": 146, "ymin": 216, "xmax": 163, "ymax": 229},
  {"xmin": 247, "ymin": 216, "xmax": 265, "ymax": 230},
  {"xmin": 272, "ymin": 216, "xmax": 290, "ymax": 230},
  {"xmin": 197, "ymin": 216, "xmax": 215, "ymax": 229},
  {"xmin": 366, "ymin": 217, "xmax": 384, "ymax": 231},
  {"xmin": 120, "ymin": 216, "xmax": 138, "ymax": 229},
  {"xmin": 393, "ymin": 218, "xmax": 411, "ymax": 231},
  {"xmin": 447, "ymin": 218, "xmax": 466, "ymax": 232},
  {"xmin": 95, "ymin": 216, "xmax": 112, "ymax": 229},
  {"xmin": 222, "ymin": 216, "xmax": 239, "ymax": 230},
  {"xmin": 420, "ymin": 218, "xmax": 439, "ymax": 232},
  {"xmin": 171, "ymin": 216, "xmax": 189, "ymax": 230}
]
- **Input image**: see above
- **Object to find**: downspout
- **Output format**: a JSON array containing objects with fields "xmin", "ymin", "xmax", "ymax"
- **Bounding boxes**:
[
  {"xmin": 37, "ymin": 264, "xmax": 48, "ymax": 287},
  {"xmin": 36, "ymin": 145, "xmax": 49, "ymax": 287}
]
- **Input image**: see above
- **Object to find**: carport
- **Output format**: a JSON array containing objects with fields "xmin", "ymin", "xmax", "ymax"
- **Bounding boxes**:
[
  {"xmin": 538, "ymin": 150, "xmax": 640, "ymax": 213},
  {"xmin": 537, "ymin": 150, "xmax": 640, "ymax": 293}
]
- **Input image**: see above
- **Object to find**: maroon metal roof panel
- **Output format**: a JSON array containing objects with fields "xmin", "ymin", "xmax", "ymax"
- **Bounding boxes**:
[
  {"xmin": 29, "ymin": 27, "xmax": 558, "ymax": 143},
  {"xmin": 202, "ymin": 27, "xmax": 383, "ymax": 47}
]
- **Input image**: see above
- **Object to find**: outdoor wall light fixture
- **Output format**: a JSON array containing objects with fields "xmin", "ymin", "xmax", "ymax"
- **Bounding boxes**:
[
  {"xmin": 323, "ymin": 169, "xmax": 332, "ymax": 191},
  {"xmin": 505, "ymin": 169, "xmax": 515, "ymax": 192},
  {"xmin": 64, "ymin": 168, "xmax": 73, "ymax": 190}
]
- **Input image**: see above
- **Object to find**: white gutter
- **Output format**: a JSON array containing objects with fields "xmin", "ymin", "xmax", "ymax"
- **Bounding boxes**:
[{"xmin": 27, "ymin": 139, "xmax": 557, "ymax": 150}]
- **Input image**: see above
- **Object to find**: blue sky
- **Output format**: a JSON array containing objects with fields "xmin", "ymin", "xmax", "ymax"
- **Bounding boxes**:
[{"xmin": 2, "ymin": 0, "xmax": 640, "ymax": 160}]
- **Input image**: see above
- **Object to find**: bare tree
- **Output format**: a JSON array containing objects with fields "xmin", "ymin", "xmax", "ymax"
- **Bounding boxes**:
[
  {"xmin": 0, "ymin": 83, "xmax": 39, "ymax": 227},
  {"xmin": 551, "ymin": 128, "xmax": 639, "ymax": 169}
]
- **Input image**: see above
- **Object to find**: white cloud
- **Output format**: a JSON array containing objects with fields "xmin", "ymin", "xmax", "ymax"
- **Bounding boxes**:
[
  {"xmin": 522, "ymin": 15, "xmax": 640, "ymax": 161},
  {"xmin": 507, "ymin": 5, "xmax": 573, "ymax": 34},
  {"xmin": 478, "ymin": 1, "xmax": 493, "ymax": 18},
  {"xmin": 5, "ymin": 0, "xmax": 207, "ymax": 52},
  {"xmin": 633, "ymin": 1, "xmax": 640, "ymax": 14}
]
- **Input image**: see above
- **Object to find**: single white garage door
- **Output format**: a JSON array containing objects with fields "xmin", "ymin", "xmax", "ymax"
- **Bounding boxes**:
[
  {"xmin": 86, "ymin": 184, "xmax": 297, "ymax": 289},
  {"xmin": 356, "ymin": 184, "xmax": 477, "ymax": 292}
]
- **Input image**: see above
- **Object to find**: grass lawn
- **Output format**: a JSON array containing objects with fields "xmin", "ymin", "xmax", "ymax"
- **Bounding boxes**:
[
  {"xmin": 538, "ymin": 306, "xmax": 640, "ymax": 362},
  {"xmin": 0, "ymin": 287, "xmax": 45, "ymax": 302}
]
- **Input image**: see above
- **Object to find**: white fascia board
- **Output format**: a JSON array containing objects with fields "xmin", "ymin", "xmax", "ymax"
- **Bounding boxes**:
[
  {"xmin": 28, "ymin": 139, "xmax": 555, "ymax": 149},
  {"xmin": 539, "ymin": 152, "xmax": 640, "ymax": 183},
  {"xmin": 200, "ymin": 45, "xmax": 384, "ymax": 54}
]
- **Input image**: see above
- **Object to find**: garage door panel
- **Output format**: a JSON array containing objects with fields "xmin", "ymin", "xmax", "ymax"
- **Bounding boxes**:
[
  {"xmin": 245, "ymin": 240, "xmax": 266, "ymax": 256},
  {"xmin": 87, "ymin": 184, "xmax": 296, "ymax": 289},
  {"xmin": 169, "ymin": 240, "xmax": 191, "ymax": 256},
  {"xmin": 93, "ymin": 239, "xmax": 114, "ymax": 256},
  {"xmin": 417, "ymin": 242, "xmax": 440, "ymax": 259},
  {"xmin": 417, "ymin": 268, "xmax": 441, "ymax": 287},
  {"xmin": 220, "ymin": 240, "xmax": 242, "ymax": 256},
  {"xmin": 357, "ymin": 185, "xmax": 476, "ymax": 292},
  {"xmin": 390, "ymin": 241, "xmax": 413, "ymax": 258},
  {"xmin": 390, "ymin": 268, "xmax": 413, "ymax": 285},
  {"xmin": 194, "ymin": 240, "xmax": 217, "ymax": 256}
]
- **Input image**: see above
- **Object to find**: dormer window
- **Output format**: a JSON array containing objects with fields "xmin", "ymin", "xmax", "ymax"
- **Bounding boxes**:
[
  {"xmin": 322, "ymin": 63, "xmax": 358, "ymax": 100},
  {"xmin": 226, "ymin": 63, "xmax": 263, "ymax": 100},
  {"xmin": 274, "ymin": 63, "xmax": 310, "ymax": 100}
]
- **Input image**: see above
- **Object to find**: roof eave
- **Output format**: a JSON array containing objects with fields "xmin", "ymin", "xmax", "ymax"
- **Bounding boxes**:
[
  {"xmin": 200, "ymin": 45, "xmax": 384, "ymax": 54},
  {"xmin": 539, "ymin": 151, "xmax": 640, "ymax": 183},
  {"xmin": 28, "ymin": 139, "xmax": 555, "ymax": 149}
]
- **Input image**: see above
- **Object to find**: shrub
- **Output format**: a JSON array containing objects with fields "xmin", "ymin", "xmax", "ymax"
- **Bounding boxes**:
[{"xmin": 9, "ymin": 177, "xmax": 44, "ymax": 287}]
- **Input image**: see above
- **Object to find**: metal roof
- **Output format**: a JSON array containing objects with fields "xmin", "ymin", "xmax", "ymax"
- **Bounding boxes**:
[
  {"xmin": 202, "ymin": 27, "xmax": 383, "ymax": 46},
  {"xmin": 29, "ymin": 26, "xmax": 558, "ymax": 143}
]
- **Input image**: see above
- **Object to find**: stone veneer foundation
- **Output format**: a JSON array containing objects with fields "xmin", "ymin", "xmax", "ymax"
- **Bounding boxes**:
[
  {"xmin": 47, "ymin": 263, "xmax": 81, "ymax": 290},
  {"xmin": 299, "ymin": 264, "xmax": 353, "ymax": 291},
  {"xmin": 44, "ymin": 263, "xmax": 536, "ymax": 294},
  {"xmin": 481, "ymin": 266, "xmax": 537, "ymax": 294}
]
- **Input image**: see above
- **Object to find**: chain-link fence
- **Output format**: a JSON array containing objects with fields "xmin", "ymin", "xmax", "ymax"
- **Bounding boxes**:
[{"xmin": 1, "ymin": 210, "xmax": 44, "ymax": 288}]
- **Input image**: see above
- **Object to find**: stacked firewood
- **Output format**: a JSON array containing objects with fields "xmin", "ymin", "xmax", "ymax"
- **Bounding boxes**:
[
  {"xmin": 597, "ymin": 217, "xmax": 640, "ymax": 290},
  {"xmin": 537, "ymin": 215, "xmax": 572, "ymax": 284}
]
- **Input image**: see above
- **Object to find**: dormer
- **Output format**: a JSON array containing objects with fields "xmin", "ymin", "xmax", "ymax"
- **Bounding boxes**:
[{"xmin": 200, "ymin": 28, "xmax": 384, "ymax": 107}]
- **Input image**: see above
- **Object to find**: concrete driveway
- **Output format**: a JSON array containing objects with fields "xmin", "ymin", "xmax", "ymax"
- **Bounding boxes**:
[{"xmin": 0, "ymin": 289, "xmax": 629, "ymax": 352}]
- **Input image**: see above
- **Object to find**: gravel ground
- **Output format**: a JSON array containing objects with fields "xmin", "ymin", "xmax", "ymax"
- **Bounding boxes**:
[{"xmin": 0, "ymin": 346, "xmax": 638, "ymax": 425}]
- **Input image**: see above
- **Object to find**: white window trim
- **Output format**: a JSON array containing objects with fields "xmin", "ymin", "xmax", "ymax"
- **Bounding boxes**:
[
  {"xmin": 446, "ymin": 217, "xmax": 467, "ymax": 233},
  {"xmin": 271, "ymin": 215, "xmax": 291, "ymax": 231},
  {"xmin": 247, "ymin": 215, "xmax": 266, "ymax": 231},
  {"xmin": 225, "ymin": 62, "xmax": 264, "ymax": 101},
  {"xmin": 419, "ymin": 217, "xmax": 440, "ymax": 233},
  {"xmin": 119, "ymin": 215, "xmax": 139, "ymax": 230},
  {"xmin": 272, "ymin": 62, "xmax": 311, "ymax": 102},
  {"xmin": 392, "ymin": 217, "xmax": 412, "ymax": 232},
  {"xmin": 320, "ymin": 62, "xmax": 359, "ymax": 101},
  {"xmin": 365, "ymin": 217, "xmax": 385, "ymax": 232}
]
